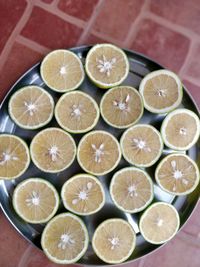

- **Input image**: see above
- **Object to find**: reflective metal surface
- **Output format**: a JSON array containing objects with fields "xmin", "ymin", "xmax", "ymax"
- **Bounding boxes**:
[{"xmin": 0, "ymin": 46, "xmax": 199, "ymax": 266}]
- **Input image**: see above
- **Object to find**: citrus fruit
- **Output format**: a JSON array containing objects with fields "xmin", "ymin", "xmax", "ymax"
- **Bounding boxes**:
[
  {"xmin": 77, "ymin": 131, "xmax": 121, "ymax": 175},
  {"xmin": 41, "ymin": 213, "xmax": 89, "ymax": 264},
  {"xmin": 8, "ymin": 86, "xmax": 54, "ymax": 129},
  {"xmin": 110, "ymin": 167, "xmax": 153, "ymax": 213},
  {"xmin": 92, "ymin": 218, "xmax": 136, "ymax": 264},
  {"xmin": 139, "ymin": 202, "xmax": 180, "ymax": 244},
  {"xmin": 161, "ymin": 109, "xmax": 200, "ymax": 151},
  {"xmin": 139, "ymin": 70, "xmax": 183, "ymax": 113},
  {"xmin": 0, "ymin": 134, "xmax": 30, "ymax": 180},
  {"xmin": 40, "ymin": 49, "xmax": 84, "ymax": 92},
  {"xmin": 155, "ymin": 154, "xmax": 199, "ymax": 195},
  {"xmin": 61, "ymin": 173, "xmax": 105, "ymax": 215},
  {"xmin": 55, "ymin": 91, "xmax": 99, "ymax": 133},
  {"xmin": 100, "ymin": 86, "xmax": 143, "ymax": 128},
  {"xmin": 30, "ymin": 128, "xmax": 76, "ymax": 173},
  {"xmin": 85, "ymin": 44, "xmax": 129, "ymax": 88},
  {"xmin": 120, "ymin": 124, "xmax": 163, "ymax": 167},
  {"xmin": 13, "ymin": 178, "xmax": 59, "ymax": 223}
]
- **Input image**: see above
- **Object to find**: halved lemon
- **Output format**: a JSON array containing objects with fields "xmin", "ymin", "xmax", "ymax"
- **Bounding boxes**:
[
  {"xmin": 8, "ymin": 86, "xmax": 54, "ymax": 129},
  {"xmin": 30, "ymin": 128, "xmax": 76, "ymax": 173},
  {"xmin": 155, "ymin": 154, "xmax": 199, "ymax": 195},
  {"xmin": 161, "ymin": 109, "xmax": 200, "ymax": 151},
  {"xmin": 13, "ymin": 178, "xmax": 59, "ymax": 223},
  {"xmin": 120, "ymin": 124, "xmax": 163, "ymax": 167},
  {"xmin": 100, "ymin": 86, "xmax": 143, "ymax": 128},
  {"xmin": 0, "ymin": 134, "xmax": 30, "ymax": 180},
  {"xmin": 41, "ymin": 213, "xmax": 89, "ymax": 264},
  {"xmin": 92, "ymin": 218, "xmax": 136, "ymax": 264},
  {"xmin": 55, "ymin": 91, "xmax": 99, "ymax": 133},
  {"xmin": 61, "ymin": 173, "xmax": 105, "ymax": 215},
  {"xmin": 77, "ymin": 131, "xmax": 121, "ymax": 175},
  {"xmin": 85, "ymin": 44, "xmax": 129, "ymax": 88},
  {"xmin": 139, "ymin": 70, "xmax": 183, "ymax": 113},
  {"xmin": 41, "ymin": 49, "xmax": 84, "ymax": 92},
  {"xmin": 139, "ymin": 202, "xmax": 180, "ymax": 244},
  {"xmin": 110, "ymin": 167, "xmax": 153, "ymax": 213}
]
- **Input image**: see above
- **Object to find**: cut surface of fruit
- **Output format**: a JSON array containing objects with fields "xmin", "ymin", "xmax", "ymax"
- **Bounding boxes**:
[
  {"xmin": 30, "ymin": 128, "xmax": 76, "ymax": 173},
  {"xmin": 155, "ymin": 154, "xmax": 199, "ymax": 195},
  {"xmin": 0, "ymin": 135, "xmax": 30, "ymax": 180},
  {"xmin": 55, "ymin": 91, "xmax": 99, "ymax": 133},
  {"xmin": 85, "ymin": 44, "xmax": 129, "ymax": 88},
  {"xmin": 120, "ymin": 125, "xmax": 163, "ymax": 167},
  {"xmin": 110, "ymin": 167, "xmax": 153, "ymax": 213},
  {"xmin": 161, "ymin": 109, "xmax": 200, "ymax": 151},
  {"xmin": 13, "ymin": 178, "xmax": 59, "ymax": 223},
  {"xmin": 92, "ymin": 218, "xmax": 136, "ymax": 264},
  {"xmin": 100, "ymin": 86, "xmax": 143, "ymax": 128},
  {"xmin": 40, "ymin": 49, "xmax": 84, "ymax": 92},
  {"xmin": 9, "ymin": 86, "xmax": 54, "ymax": 129},
  {"xmin": 77, "ymin": 131, "xmax": 121, "ymax": 175},
  {"xmin": 61, "ymin": 173, "xmax": 105, "ymax": 215},
  {"xmin": 139, "ymin": 202, "xmax": 180, "ymax": 244},
  {"xmin": 139, "ymin": 70, "xmax": 182, "ymax": 113},
  {"xmin": 41, "ymin": 213, "xmax": 89, "ymax": 264}
]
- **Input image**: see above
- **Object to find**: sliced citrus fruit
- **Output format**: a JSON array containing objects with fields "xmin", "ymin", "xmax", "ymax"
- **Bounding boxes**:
[
  {"xmin": 110, "ymin": 167, "xmax": 153, "ymax": 213},
  {"xmin": 139, "ymin": 70, "xmax": 183, "ymax": 113},
  {"xmin": 139, "ymin": 202, "xmax": 180, "ymax": 244},
  {"xmin": 61, "ymin": 173, "xmax": 105, "ymax": 215},
  {"xmin": 55, "ymin": 91, "xmax": 99, "ymax": 133},
  {"xmin": 13, "ymin": 178, "xmax": 59, "ymax": 223},
  {"xmin": 92, "ymin": 218, "xmax": 136, "ymax": 264},
  {"xmin": 77, "ymin": 131, "xmax": 121, "ymax": 175},
  {"xmin": 161, "ymin": 109, "xmax": 200, "ymax": 151},
  {"xmin": 120, "ymin": 124, "xmax": 163, "ymax": 167},
  {"xmin": 8, "ymin": 86, "xmax": 54, "ymax": 129},
  {"xmin": 155, "ymin": 154, "xmax": 199, "ymax": 195},
  {"xmin": 41, "ymin": 213, "xmax": 89, "ymax": 264},
  {"xmin": 0, "ymin": 134, "xmax": 30, "ymax": 180},
  {"xmin": 85, "ymin": 44, "xmax": 129, "ymax": 88},
  {"xmin": 40, "ymin": 49, "xmax": 84, "ymax": 92},
  {"xmin": 30, "ymin": 128, "xmax": 76, "ymax": 173},
  {"xmin": 100, "ymin": 86, "xmax": 143, "ymax": 128}
]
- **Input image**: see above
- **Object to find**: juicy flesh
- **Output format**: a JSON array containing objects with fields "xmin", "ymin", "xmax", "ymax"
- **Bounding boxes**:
[
  {"xmin": 122, "ymin": 126, "xmax": 162, "ymax": 166},
  {"xmin": 31, "ymin": 129, "xmax": 75, "ymax": 171},
  {"xmin": 56, "ymin": 92, "xmax": 98, "ymax": 131},
  {"xmin": 0, "ymin": 136, "xmax": 28, "ymax": 178},
  {"xmin": 157, "ymin": 155, "xmax": 198, "ymax": 194},
  {"xmin": 143, "ymin": 74, "xmax": 179, "ymax": 109},
  {"xmin": 10, "ymin": 86, "xmax": 53, "ymax": 127},
  {"xmin": 140, "ymin": 204, "xmax": 179, "ymax": 243},
  {"xmin": 42, "ymin": 51, "xmax": 83, "ymax": 91},
  {"xmin": 101, "ymin": 87, "xmax": 143, "ymax": 127},
  {"xmin": 63, "ymin": 176, "xmax": 104, "ymax": 214},
  {"xmin": 112, "ymin": 169, "xmax": 152, "ymax": 211},
  {"xmin": 87, "ymin": 46, "xmax": 127, "ymax": 84}
]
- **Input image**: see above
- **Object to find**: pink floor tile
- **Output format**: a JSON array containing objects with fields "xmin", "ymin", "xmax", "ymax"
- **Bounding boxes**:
[
  {"xmin": 83, "ymin": 33, "xmax": 107, "ymax": 45},
  {"xmin": 0, "ymin": 42, "xmax": 43, "ymax": 99},
  {"xmin": 183, "ymin": 80, "xmax": 200, "ymax": 107},
  {"xmin": 150, "ymin": 0, "xmax": 200, "ymax": 35},
  {"xmin": 92, "ymin": 0, "xmax": 144, "ymax": 41},
  {"xmin": 131, "ymin": 19, "xmax": 190, "ymax": 72},
  {"xmin": 0, "ymin": 0, "xmax": 27, "ymax": 53},
  {"xmin": 58, "ymin": 0, "xmax": 99, "ymax": 21},
  {"xmin": 41, "ymin": 0, "xmax": 54, "ymax": 3},
  {"xmin": 21, "ymin": 7, "xmax": 83, "ymax": 49},
  {"xmin": 183, "ymin": 43, "xmax": 200, "ymax": 80}
]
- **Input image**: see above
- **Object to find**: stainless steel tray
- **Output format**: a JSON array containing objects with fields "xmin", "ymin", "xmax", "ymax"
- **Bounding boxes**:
[{"xmin": 0, "ymin": 45, "xmax": 199, "ymax": 266}]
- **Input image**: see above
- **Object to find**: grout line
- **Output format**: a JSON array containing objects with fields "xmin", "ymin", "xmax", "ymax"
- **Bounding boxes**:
[
  {"xmin": 34, "ymin": 0, "xmax": 87, "ymax": 29},
  {"xmin": 51, "ymin": 0, "xmax": 60, "ymax": 7},
  {"xmin": 0, "ymin": 1, "xmax": 33, "ymax": 72},
  {"xmin": 182, "ymin": 75, "xmax": 200, "ymax": 86},
  {"xmin": 16, "ymin": 35, "xmax": 50, "ymax": 54},
  {"xmin": 77, "ymin": 0, "xmax": 105, "ymax": 45},
  {"xmin": 124, "ymin": 0, "xmax": 150, "ymax": 47}
]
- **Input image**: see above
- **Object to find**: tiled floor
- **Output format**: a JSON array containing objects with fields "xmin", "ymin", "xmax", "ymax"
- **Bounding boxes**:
[{"xmin": 0, "ymin": 0, "xmax": 199, "ymax": 266}]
